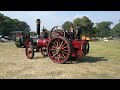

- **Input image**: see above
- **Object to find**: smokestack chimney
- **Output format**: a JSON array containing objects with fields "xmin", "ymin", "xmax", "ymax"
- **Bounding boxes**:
[{"xmin": 36, "ymin": 19, "xmax": 41, "ymax": 36}]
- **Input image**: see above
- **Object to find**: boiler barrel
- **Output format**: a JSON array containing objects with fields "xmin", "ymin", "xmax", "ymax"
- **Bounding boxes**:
[{"xmin": 37, "ymin": 39, "xmax": 48, "ymax": 47}]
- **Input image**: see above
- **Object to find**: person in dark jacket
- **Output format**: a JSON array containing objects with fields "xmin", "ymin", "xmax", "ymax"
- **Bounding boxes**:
[
  {"xmin": 76, "ymin": 24, "xmax": 82, "ymax": 40},
  {"xmin": 42, "ymin": 29, "xmax": 48, "ymax": 38}
]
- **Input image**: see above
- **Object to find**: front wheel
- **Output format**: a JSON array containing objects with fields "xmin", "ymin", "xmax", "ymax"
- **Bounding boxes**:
[
  {"xmin": 41, "ymin": 47, "xmax": 48, "ymax": 57},
  {"xmin": 25, "ymin": 45, "xmax": 34, "ymax": 59}
]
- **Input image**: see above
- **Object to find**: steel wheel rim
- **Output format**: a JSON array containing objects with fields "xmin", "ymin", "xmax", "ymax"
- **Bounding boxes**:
[
  {"xmin": 50, "ymin": 26, "xmax": 65, "ymax": 39},
  {"xmin": 48, "ymin": 37, "xmax": 70, "ymax": 64}
]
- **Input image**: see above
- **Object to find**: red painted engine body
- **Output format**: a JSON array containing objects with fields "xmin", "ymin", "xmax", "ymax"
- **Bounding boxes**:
[
  {"xmin": 71, "ymin": 40, "xmax": 89, "ymax": 58},
  {"xmin": 37, "ymin": 37, "xmax": 51, "ymax": 47}
]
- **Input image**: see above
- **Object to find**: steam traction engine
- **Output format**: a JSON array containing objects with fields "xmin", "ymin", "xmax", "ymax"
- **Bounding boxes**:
[
  {"xmin": 25, "ymin": 19, "xmax": 89, "ymax": 64},
  {"xmin": 15, "ymin": 31, "xmax": 30, "ymax": 48},
  {"xmin": 47, "ymin": 26, "xmax": 89, "ymax": 64},
  {"xmin": 25, "ymin": 19, "xmax": 50, "ymax": 58}
]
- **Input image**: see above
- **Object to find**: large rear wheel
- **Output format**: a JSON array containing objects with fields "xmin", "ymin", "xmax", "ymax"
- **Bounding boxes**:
[{"xmin": 48, "ymin": 37, "xmax": 71, "ymax": 64}]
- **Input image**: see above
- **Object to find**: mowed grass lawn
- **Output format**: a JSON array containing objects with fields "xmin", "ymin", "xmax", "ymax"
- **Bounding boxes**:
[{"xmin": 0, "ymin": 40, "xmax": 120, "ymax": 79}]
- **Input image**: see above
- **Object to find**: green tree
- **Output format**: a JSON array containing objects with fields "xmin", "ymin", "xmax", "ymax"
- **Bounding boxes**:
[
  {"xmin": 91, "ymin": 27, "xmax": 98, "ymax": 37},
  {"xmin": 0, "ymin": 13, "xmax": 5, "ymax": 35},
  {"xmin": 95, "ymin": 21, "xmax": 113, "ymax": 37},
  {"xmin": 73, "ymin": 18, "xmax": 82, "ymax": 27},
  {"xmin": 0, "ymin": 13, "xmax": 31, "ymax": 36},
  {"xmin": 73, "ymin": 16, "xmax": 94, "ymax": 37},
  {"xmin": 112, "ymin": 20, "xmax": 120, "ymax": 38},
  {"xmin": 19, "ymin": 21, "xmax": 31, "ymax": 32},
  {"xmin": 81, "ymin": 16, "xmax": 94, "ymax": 37},
  {"xmin": 62, "ymin": 21, "xmax": 73, "ymax": 30}
]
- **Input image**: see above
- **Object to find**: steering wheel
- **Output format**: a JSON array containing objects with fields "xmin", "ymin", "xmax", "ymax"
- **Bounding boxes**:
[{"xmin": 50, "ymin": 26, "xmax": 66, "ymax": 39}]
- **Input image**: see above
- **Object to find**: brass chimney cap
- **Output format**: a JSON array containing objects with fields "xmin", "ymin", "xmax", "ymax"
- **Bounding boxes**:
[{"xmin": 36, "ymin": 19, "xmax": 41, "ymax": 24}]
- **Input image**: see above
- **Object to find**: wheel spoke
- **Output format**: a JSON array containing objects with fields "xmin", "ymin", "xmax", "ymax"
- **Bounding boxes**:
[
  {"xmin": 62, "ymin": 49, "xmax": 69, "ymax": 52},
  {"xmin": 61, "ymin": 45, "xmax": 68, "ymax": 49},
  {"xmin": 61, "ymin": 51, "xmax": 68, "ymax": 55},
  {"xmin": 58, "ymin": 38, "xmax": 60, "ymax": 46},
  {"xmin": 61, "ymin": 42, "xmax": 66, "ymax": 48},
  {"xmin": 61, "ymin": 52, "xmax": 65, "ymax": 59},
  {"xmin": 52, "ymin": 45, "xmax": 56, "ymax": 49},
  {"xmin": 60, "ymin": 41, "xmax": 63, "ymax": 48},
  {"xmin": 56, "ymin": 41, "xmax": 58, "ymax": 47},
  {"xmin": 57, "ymin": 54, "xmax": 60, "ymax": 61},
  {"xmin": 52, "ymin": 50, "xmax": 56, "ymax": 53},
  {"xmin": 52, "ymin": 41, "xmax": 57, "ymax": 47},
  {"xmin": 52, "ymin": 52, "xmax": 58, "ymax": 58}
]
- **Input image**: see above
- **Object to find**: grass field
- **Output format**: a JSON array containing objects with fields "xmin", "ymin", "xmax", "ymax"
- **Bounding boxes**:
[{"xmin": 0, "ymin": 40, "xmax": 120, "ymax": 79}]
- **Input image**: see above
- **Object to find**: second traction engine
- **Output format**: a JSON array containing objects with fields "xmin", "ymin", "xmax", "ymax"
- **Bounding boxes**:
[{"xmin": 25, "ymin": 19, "xmax": 50, "ymax": 59}]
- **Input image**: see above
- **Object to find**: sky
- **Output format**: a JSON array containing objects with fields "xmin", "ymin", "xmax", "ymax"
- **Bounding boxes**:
[{"xmin": 0, "ymin": 11, "xmax": 120, "ymax": 32}]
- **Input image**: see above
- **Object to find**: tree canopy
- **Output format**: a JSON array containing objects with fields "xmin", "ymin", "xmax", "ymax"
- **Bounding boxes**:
[
  {"xmin": 112, "ymin": 21, "xmax": 120, "ymax": 38},
  {"xmin": 95, "ymin": 21, "xmax": 113, "ymax": 38},
  {"xmin": 62, "ymin": 16, "xmax": 119, "ymax": 38},
  {"xmin": 62, "ymin": 16, "xmax": 94, "ymax": 37},
  {"xmin": 62, "ymin": 21, "xmax": 72, "ymax": 30},
  {"xmin": 0, "ymin": 13, "xmax": 31, "ymax": 36},
  {"xmin": 1, "ymin": 12, "xmax": 120, "ymax": 38}
]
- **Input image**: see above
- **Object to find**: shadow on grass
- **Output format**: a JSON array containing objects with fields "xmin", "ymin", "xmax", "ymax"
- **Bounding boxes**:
[
  {"xmin": 33, "ymin": 55, "xmax": 107, "ymax": 64},
  {"xmin": 66, "ymin": 56, "xmax": 108, "ymax": 64}
]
